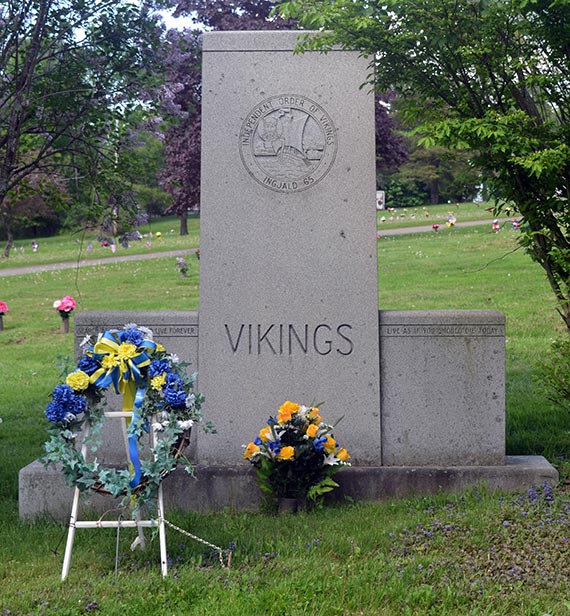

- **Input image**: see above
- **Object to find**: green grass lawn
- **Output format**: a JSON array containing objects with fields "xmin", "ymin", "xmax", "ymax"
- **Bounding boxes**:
[
  {"xmin": 376, "ymin": 200, "xmax": 506, "ymax": 229},
  {"xmin": 1, "ymin": 208, "xmax": 569, "ymax": 615},
  {"xmin": 0, "ymin": 215, "xmax": 200, "ymax": 270}
]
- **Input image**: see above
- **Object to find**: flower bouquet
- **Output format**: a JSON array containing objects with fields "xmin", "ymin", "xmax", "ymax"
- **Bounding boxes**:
[
  {"xmin": 42, "ymin": 324, "xmax": 213, "ymax": 514},
  {"xmin": 244, "ymin": 401, "xmax": 350, "ymax": 510},
  {"xmin": 175, "ymin": 257, "xmax": 188, "ymax": 277},
  {"xmin": 53, "ymin": 295, "xmax": 76, "ymax": 333},
  {"xmin": 0, "ymin": 301, "xmax": 10, "ymax": 331}
]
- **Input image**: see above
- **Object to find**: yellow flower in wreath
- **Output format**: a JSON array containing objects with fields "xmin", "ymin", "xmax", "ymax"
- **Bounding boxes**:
[
  {"xmin": 66, "ymin": 370, "xmax": 90, "ymax": 391},
  {"xmin": 150, "ymin": 373, "xmax": 166, "ymax": 391},
  {"xmin": 259, "ymin": 426, "xmax": 272, "ymax": 441},
  {"xmin": 117, "ymin": 342, "xmax": 138, "ymax": 360},
  {"xmin": 277, "ymin": 446, "xmax": 295, "ymax": 461},
  {"xmin": 337, "ymin": 448, "xmax": 350, "ymax": 462},
  {"xmin": 101, "ymin": 354, "xmax": 119, "ymax": 370}
]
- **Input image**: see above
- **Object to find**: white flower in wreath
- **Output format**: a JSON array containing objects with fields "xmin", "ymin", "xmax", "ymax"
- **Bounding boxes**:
[
  {"xmin": 177, "ymin": 419, "xmax": 194, "ymax": 431},
  {"xmin": 185, "ymin": 393, "xmax": 196, "ymax": 408},
  {"xmin": 137, "ymin": 325, "xmax": 154, "ymax": 339},
  {"xmin": 79, "ymin": 335, "xmax": 93, "ymax": 349}
]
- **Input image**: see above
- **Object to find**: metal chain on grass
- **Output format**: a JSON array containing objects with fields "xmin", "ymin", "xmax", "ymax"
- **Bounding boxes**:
[{"xmin": 162, "ymin": 518, "xmax": 232, "ymax": 569}]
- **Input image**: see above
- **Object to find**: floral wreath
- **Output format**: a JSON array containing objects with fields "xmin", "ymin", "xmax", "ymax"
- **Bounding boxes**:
[{"xmin": 42, "ymin": 324, "xmax": 213, "ymax": 513}]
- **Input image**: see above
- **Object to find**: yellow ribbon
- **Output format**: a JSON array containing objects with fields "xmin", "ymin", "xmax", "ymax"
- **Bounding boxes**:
[{"xmin": 89, "ymin": 334, "xmax": 151, "ymax": 411}]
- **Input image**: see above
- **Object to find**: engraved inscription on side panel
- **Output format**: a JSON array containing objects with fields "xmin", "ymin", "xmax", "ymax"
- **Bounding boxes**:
[
  {"xmin": 239, "ymin": 95, "xmax": 337, "ymax": 193},
  {"xmin": 380, "ymin": 325, "xmax": 504, "ymax": 337},
  {"xmin": 75, "ymin": 325, "xmax": 199, "ymax": 338}
]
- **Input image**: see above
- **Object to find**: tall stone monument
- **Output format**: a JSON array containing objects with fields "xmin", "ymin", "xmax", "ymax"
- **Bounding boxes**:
[{"xmin": 197, "ymin": 31, "xmax": 381, "ymax": 464}]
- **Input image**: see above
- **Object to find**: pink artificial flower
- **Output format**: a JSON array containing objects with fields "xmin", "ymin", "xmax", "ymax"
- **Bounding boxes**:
[
  {"xmin": 0, "ymin": 301, "xmax": 10, "ymax": 313},
  {"xmin": 53, "ymin": 295, "xmax": 76, "ymax": 313}
]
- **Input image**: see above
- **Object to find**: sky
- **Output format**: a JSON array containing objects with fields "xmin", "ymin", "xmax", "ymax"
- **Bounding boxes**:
[{"xmin": 160, "ymin": 8, "xmax": 195, "ymax": 30}]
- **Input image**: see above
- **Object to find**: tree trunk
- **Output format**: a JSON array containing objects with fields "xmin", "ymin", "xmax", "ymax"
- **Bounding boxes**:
[
  {"xmin": 430, "ymin": 179, "xmax": 439, "ymax": 205},
  {"xmin": 2, "ymin": 220, "xmax": 13, "ymax": 258},
  {"xmin": 0, "ymin": 0, "xmax": 50, "ymax": 260},
  {"xmin": 179, "ymin": 210, "xmax": 188, "ymax": 236}
]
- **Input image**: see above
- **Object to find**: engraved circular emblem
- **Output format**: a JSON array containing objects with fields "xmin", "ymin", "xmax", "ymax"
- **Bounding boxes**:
[{"xmin": 239, "ymin": 95, "xmax": 337, "ymax": 193}]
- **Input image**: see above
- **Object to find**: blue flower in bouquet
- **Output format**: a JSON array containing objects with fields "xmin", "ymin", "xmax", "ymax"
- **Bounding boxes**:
[
  {"xmin": 267, "ymin": 440, "xmax": 282, "ymax": 454},
  {"xmin": 45, "ymin": 384, "xmax": 86, "ymax": 422},
  {"xmin": 313, "ymin": 436, "xmax": 327, "ymax": 452}
]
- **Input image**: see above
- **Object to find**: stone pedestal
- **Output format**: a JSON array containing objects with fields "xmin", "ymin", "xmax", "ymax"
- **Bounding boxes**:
[{"xmin": 380, "ymin": 310, "xmax": 505, "ymax": 466}]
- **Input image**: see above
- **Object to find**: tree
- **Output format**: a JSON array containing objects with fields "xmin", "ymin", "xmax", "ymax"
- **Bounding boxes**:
[
  {"xmin": 375, "ymin": 93, "xmax": 409, "ymax": 182},
  {"xmin": 173, "ymin": 0, "xmax": 297, "ymax": 30},
  {"xmin": 0, "ymin": 170, "xmax": 67, "ymax": 241},
  {"xmin": 159, "ymin": 1, "xmax": 298, "ymax": 235},
  {"xmin": 391, "ymin": 139, "xmax": 480, "ymax": 205},
  {"xmin": 159, "ymin": 28, "xmax": 203, "ymax": 235},
  {"xmin": 0, "ymin": 0, "xmax": 168, "ymax": 256},
  {"xmin": 279, "ymin": 0, "xmax": 570, "ymax": 333}
]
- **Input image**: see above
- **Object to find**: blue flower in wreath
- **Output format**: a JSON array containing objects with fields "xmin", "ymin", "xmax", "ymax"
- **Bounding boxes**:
[
  {"xmin": 120, "ymin": 328, "xmax": 145, "ymax": 347},
  {"xmin": 165, "ymin": 373, "xmax": 183, "ymax": 388},
  {"xmin": 164, "ymin": 386, "xmax": 187, "ymax": 409},
  {"xmin": 78, "ymin": 355, "xmax": 99, "ymax": 376},
  {"xmin": 45, "ymin": 384, "xmax": 87, "ymax": 422},
  {"xmin": 148, "ymin": 359, "xmax": 170, "ymax": 378}
]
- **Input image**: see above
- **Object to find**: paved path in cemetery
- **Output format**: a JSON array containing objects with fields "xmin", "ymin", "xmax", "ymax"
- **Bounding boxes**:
[
  {"xmin": 377, "ymin": 217, "xmax": 511, "ymax": 236},
  {"xmin": 0, "ymin": 218, "xmax": 511, "ymax": 278},
  {"xmin": 0, "ymin": 248, "xmax": 200, "ymax": 278}
]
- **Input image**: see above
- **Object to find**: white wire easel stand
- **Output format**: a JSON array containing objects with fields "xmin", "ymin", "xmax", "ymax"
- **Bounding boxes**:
[{"xmin": 61, "ymin": 411, "xmax": 168, "ymax": 581}]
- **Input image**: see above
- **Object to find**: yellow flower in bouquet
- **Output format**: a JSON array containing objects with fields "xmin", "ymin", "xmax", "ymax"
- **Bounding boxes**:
[{"xmin": 277, "ymin": 400, "xmax": 300, "ymax": 424}]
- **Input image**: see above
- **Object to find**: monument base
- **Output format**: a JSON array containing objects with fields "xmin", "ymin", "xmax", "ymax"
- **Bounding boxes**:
[{"xmin": 19, "ymin": 456, "xmax": 558, "ymax": 521}]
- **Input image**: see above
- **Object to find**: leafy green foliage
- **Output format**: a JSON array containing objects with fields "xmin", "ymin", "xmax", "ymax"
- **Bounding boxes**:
[
  {"xmin": 0, "ymin": 0, "xmax": 169, "ymax": 254},
  {"xmin": 306, "ymin": 476, "xmax": 339, "ymax": 506},
  {"xmin": 278, "ymin": 0, "xmax": 570, "ymax": 333},
  {"xmin": 384, "ymin": 176, "xmax": 427, "ymax": 209},
  {"xmin": 538, "ymin": 337, "xmax": 570, "ymax": 411}
]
